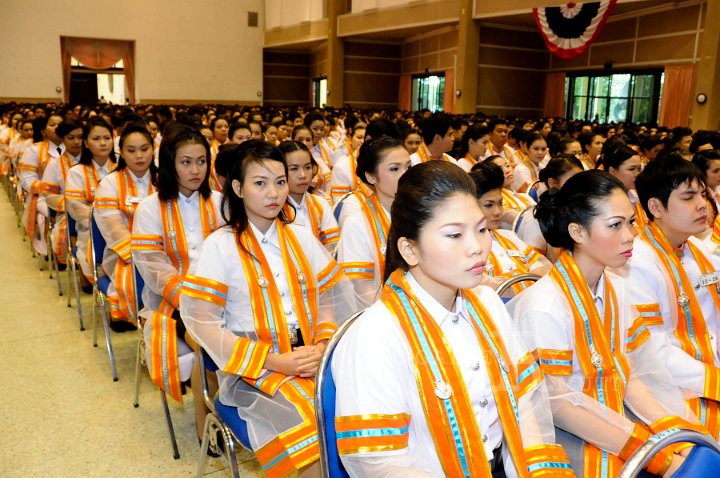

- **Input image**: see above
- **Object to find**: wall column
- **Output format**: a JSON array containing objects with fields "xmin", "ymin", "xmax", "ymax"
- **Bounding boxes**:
[
  {"xmin": 455, "ymin": 0, "xmax": 480, "ymax": 114},
  {"xmin": 326, "ymin": 0, "xmax": 345, "ymax": 108},
  {"xmin": 692, "ymin": 0, "xmax": 720, "ymax": 130}
]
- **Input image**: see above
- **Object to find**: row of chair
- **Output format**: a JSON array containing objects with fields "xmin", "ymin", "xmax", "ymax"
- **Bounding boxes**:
[{"xmin": 4, "ymin": 171, "xmax": 718, "ymax": 477}]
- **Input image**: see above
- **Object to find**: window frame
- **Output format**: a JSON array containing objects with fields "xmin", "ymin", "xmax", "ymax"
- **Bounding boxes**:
[{"xmin": 565, "ymin": 69, "xmax": 664, "ymax": 124}]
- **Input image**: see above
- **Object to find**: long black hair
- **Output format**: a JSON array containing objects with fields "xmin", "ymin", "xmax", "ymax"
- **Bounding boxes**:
[
  {"xmin": 384, "ymin": 160, "xmax": 476, "ymax": 282},
  {"xmin": 157, "ymin": 124, "xmax": 211, "ymax": 201},
  {"xmin": 221, "ymin": 140, "xmax": 291, "ymax": 239}
]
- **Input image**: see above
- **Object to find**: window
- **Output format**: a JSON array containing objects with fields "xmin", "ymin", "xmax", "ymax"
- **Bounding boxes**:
[
  {"xmin": 412, "ymin": 74, "xmax": 445, "ymax": 112},
  {"xmin": 312, "ymin": 78, "xmax": 327, "ymax": 108},
  {"xmin": 566, "ymin": 71, "xmax": 664, "ymax": 124}
]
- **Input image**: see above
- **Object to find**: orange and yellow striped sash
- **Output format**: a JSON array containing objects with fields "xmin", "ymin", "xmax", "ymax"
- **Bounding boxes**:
[{"xmin": 358, "ymin": 193, "xmax": 390, "ymax": 280}]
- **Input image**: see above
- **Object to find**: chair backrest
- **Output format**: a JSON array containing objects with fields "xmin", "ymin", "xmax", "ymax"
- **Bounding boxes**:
[
  {"xmin": 89, "ymin": 207, "xmax": 107, "ymax": 280},
  {"xmin": 512, "ymin": 205, "xmax": 535, "ymax": 234},
  {"xmin": 332, "ymin": 192, "xmax": 353, "ymax": 223},
  {"xmin": 497, "ymin": 273, "xmax": 541, "ymax": 297},
  {"xmin": 131, "ymin": 262, "xmax": 145, "ymax": 317},
  {"xmin": 528, "ymin": 180, "xmax": 541, "ymax": 202},
  {"xmin": 315, "ymin": 310, "xmax": 365, "ymax": 478},
  {"xmin": 65, "ymin": 211, "xmax": 77, "ymax": 239},
  {"xmin": 618, "ymin": 427, "xmax": 720, "ymax": 478}
]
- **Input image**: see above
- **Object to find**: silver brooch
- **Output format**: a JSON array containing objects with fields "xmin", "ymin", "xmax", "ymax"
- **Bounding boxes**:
[
  {"xmin": 434, "ymin": 380, "xmax": 452, "ymax": 400},
  {"xmin": 297, "ymin": 272, "xmax": 306, "ymax": 284},
  {"xmin": 258, "ymin": 276, "xmax": 269, "ymax": 288},
  {"xmin": 678, "ymin": 293, "xmax": 690, "ymax": 307},
  {"xmin": 380, "ymin": 244, "xmax": 387, "ymax": 255},
  {"xmin": 590, "ymin": 348, "xmax": 603, "ymax": 368},
  {"xmin": 168, "ymin": 230, "xmax": 176, "ymax": 239}
]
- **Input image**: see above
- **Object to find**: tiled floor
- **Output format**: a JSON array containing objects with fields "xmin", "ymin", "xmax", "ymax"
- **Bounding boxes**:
[{"xmin": 0, "ymin": 192, "xmax": 263, "ymax": 477}]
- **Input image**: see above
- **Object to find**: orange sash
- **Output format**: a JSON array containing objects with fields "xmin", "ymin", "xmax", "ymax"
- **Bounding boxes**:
[
  {"xmin": 501, "ymin": 188, "xmax": 534, "ymax": 212},
  {"xmin": 132, "ymin": 194, "xmax": 219, "ymax": 401},
  {"xmin": 550, "ymin": 251, "xmax": 638, "ymax": 477},
  {"xmin": 358, "ymin": 193, "xmax": 390, "ymax": 281},
  {"xmin": 96, "ymin": 169, "xmax": 154, "ymax": 321},
  {"xmin": 21, "ymin": 141, "xmax": 51, "ymax": 240},
  {"xmin": 380, "ymin": 269, "xmax": 572, "ymax": 477},
  {"xmin": 488, "ymin": 231, "xmax": 534, "ymax": 294}
]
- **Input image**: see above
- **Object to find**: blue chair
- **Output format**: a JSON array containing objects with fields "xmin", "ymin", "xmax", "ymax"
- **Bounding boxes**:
[
  {"xmin": 197, "ymin": 348, "xmax": 252, "ymax": 477},
  {"xmin": 512, "ymin": 205, "xmax": 535, "ymax": 235},
  {"xmin": 618, "ymin": 427, "xmax": 720, "ymax": 478},
  {"xmin": 89, "ymin": 208, "xmax": 119, "ymax": 381},
  {"xmin": 528, "ymin": 180, "xmax": 541, "ymax": 202},
  {"xmin": 332, "ymin": 192, "xmax": 354, "ymax": 223},
  {"xmin": 130, "ymin": 262, "xmax": 181, "ymax": 460},
  {"xmin": 315, "ymin": 311, "xmax": 365, "ymax": 478},
  {"xmin": 64, "ymin": 211, "xmax": 85, "ymax": 330}
]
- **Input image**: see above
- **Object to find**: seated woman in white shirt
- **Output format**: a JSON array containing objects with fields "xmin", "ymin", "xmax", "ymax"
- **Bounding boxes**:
[
  {"xmin": 333, "ymin": 160, "xmax": 572, "ymax": 478},
  {"xmin": 469, "ymin": 161, "xmax": 551, "ymax": 296},
  {"xmin": 65, "ymin": 117, "xmax": 117, "ymax": 288},
  {"xmin": 41, "ymin": 119, "xmax": 84, "ymax": 265},
  {"xmin": 511, "ymin": 170, "xmax": 702, "ymax": 477},
  {"xmin": 512, "ymin": 131, "xmax": 547, "ymax": 193},
  {"xmin": 456, "ymin": 123, "xmax": 489, "ymax": 172},
  {"xmin": 278, "ymin": 141, "xmax": 339, "ymax": 253},
  {"xmin": 180, "ymin": 140, "xmax": 358, "ymax": 476},
  {"xmin": 336, "ymin": 137, "xmax": 412, "ymax": 307},
  {"xmin": 94, "ymin": 123, "xmax": 158, "ymax": 331},
  {"xmin": 516, "ymin": 155, "xmax": 583, "ymax": 261},
  {"xmin": 132, "ymin": 125, "xmax": 224, "ymax": 437}
]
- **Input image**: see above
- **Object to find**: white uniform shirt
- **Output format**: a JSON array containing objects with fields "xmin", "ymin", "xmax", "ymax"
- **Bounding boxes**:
[
  {"xmin": 19, "ymin": 141, "xmax": 64, "ymax": 193},
  {"xmin": 511, "ymin": 162, "xmax": 539, "ymax": 192},
  {"xmin": 287, "ymin": 192, "xmax": 338, "ymax": 252},
  {"xmin": 132, "ymin": 190, "xmax": 224, "ymax": 314},
  {"xmin": 622, "ymin": 236, "xmax": 720, "ymax": 396},
  {"xmin": 333, "ymin": 273, "xmax": 511, "ymax": 476},
  {"xmin": 336, "ymin": 205, "xmax": 390, "ymax": 307},
  {"xmin": 189, "ymin": 221, "xmax": 331, "ymax": 333}
]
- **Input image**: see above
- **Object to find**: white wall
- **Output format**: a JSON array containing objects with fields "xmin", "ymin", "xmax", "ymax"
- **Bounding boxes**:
[
  {"xmin": 0, "ymin": 0, "xmax": 264, "ymax": 103},
  {"xmin": 265, "ymin": 0, "xmax": 324, "ymax": 29}
]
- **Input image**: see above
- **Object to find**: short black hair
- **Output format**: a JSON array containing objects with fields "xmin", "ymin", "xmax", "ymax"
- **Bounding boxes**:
[{"xmin": 636, "ymin": 154, "xmax": 705, "ymax": 220}]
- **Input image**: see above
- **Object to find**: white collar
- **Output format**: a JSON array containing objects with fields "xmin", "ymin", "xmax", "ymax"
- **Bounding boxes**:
[
  {"xmin": 249, "ymin": 219, "xmax": 280, "ymax": 249},
  {"xmin": 405, "ymin": 271, "xmax": 468, "ymax": 327}
]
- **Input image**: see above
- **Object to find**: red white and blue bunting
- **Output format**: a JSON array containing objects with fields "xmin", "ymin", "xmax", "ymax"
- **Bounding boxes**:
[{"xmin": 533, "ymin": 1, "xmax": 618, "ymax": 59}]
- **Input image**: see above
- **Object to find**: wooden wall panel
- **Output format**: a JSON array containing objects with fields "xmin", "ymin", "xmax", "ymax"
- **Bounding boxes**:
[
  {"xmin": 263, "ymin": 50, "xmax": 311, "ymax": 105},
  {"xmin": 344, "ymin": 40, "xmax": 401, "ymax": 108}
]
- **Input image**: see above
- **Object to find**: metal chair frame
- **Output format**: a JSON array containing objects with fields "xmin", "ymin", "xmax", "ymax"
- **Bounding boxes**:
[
  {"xmin": 89, "ymin": 207, "xmax": 118, "ymax": 381},
  {"xmin": 64, "ymin": 211, "xmax": 85, "ymax": 330},
  {"xmin": 497, "ymin": 273, "xmax": 542, "ymax": 297},
  {"xmin": 46, "ymin": 206, "xmax": 63, "ymax": 296},
  {"xmin": 131, "ymin": 262, "xmax": 180, "ymax": 459},
  {"xmin": 315, "ymin": 311, "xmax": 365, "ymax": 478},
  {"xmin": 196, "ymin": 348, "xmax": 252, "ymax": 478},
  {"xmin": 618, "ymin": 428, "xmax": 720, "ymax": 478},
  {"xmin": 512, "ymin": 205, "xmax": 536, "ymax": 235}
]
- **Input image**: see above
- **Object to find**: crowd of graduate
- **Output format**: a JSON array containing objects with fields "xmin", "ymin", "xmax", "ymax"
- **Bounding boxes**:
[{"xmin": 2, "ymin": 100, "xmax": 720, "ymax": 477}]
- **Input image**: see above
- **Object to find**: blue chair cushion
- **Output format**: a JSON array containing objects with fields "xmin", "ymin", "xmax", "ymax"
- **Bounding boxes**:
[
  {"xmin": 529, "ymin": 187, "xmax": 539, "ymax": 202},
  {"xmin": 71, "ymin": 246, "xmax": 78, "ymax": 257},
  {"xmin": 322, "ymin": 349, "xmax": 350, "ymax": 477},
  {"xmin": 213, "ymin": 398, "xmax": 252, "ymax": 450},
  {"xmin": 96, "ymin": 276, "xmax": 111, "ymax": 296},
  {"xmin": 333, "ymin": 201, "xmax": 344, "ymax": 223},
  {"xmin": 674, "ymin": 445, "xmax": 720, "ymax": 477}
]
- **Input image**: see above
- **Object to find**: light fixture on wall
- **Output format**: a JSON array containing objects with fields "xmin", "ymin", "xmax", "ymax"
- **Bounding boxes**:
[
  {"xmin": 455, "ymin": 89, "xmax": 462, "ymax": 97},
  {"xmin": 56, "ymin": 86, "xmax": 62, "ymax": 93},
  {"xmin": 257, "ymin": 90, "xmax": 262, "ymax": 97},
  {"xmin": 697, "ymin": 93, "xmax": 707, "ymax": 104}
]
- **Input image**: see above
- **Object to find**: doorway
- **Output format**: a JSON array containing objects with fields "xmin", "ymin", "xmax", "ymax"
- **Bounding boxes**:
[{"xmin": 412, "ymin": 74, "xmax": 445, "ymax": 112}]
